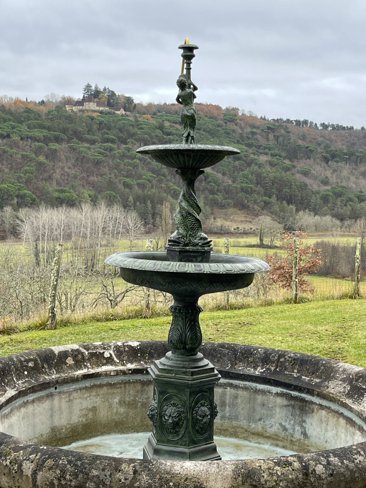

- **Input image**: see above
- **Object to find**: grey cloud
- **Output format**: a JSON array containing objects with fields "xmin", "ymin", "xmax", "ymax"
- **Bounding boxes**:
[{"xmin": 0, "ymin": 0, "xmax": 366, "ymax": 125}]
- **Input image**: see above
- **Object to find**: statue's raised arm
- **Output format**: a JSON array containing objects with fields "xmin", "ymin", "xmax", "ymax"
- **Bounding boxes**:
[{"xmin": 177, "ymin": 39, "xmax": 199, "ymax": 144}]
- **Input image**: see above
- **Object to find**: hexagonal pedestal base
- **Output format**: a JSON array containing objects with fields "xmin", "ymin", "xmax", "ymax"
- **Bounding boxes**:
[
  {"xmin": 166, "ymin": 246, "xmax": 212, "ymax": 263},
  {"xmin": 143, "ymin": 351, "xmax": 221, "ymax": 461}
]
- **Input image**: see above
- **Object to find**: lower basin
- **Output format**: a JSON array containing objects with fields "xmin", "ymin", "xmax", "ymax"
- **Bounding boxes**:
[
  {"xmin": 105, "ymin": 252, "xmax": 269, "ymax": 296},
  {"xmin": 0, "ymin": 341, "xmax": 365, "ymax": 487},
  {"xmin": 5, "ymin": 374, "xmax": 358, "ymax": 457}
]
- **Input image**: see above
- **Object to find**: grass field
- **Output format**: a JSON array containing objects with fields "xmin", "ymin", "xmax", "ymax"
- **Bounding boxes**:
[
  {"xmin": 1, "ymin": 299, "xmax": 365, "ymax": 367},
  {"xmin": 305, "ymin": 233, "xmax": 361, "ymax": 245},
  {"xmin": 214, "ymin": 233, "xmax": 360, "ymax": 247},
  {"xmin": 1, "ymin": 231, "xmax": 359, "ymax": 267},
  {"xmin": 308, "ymin": 275, "xmax": 366, "ymax": 298}
]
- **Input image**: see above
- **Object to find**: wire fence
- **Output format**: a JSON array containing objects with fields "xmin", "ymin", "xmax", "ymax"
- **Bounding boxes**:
[{"xmin": 0, "ymin": 238, "xmax": 364, "ymax": 330}]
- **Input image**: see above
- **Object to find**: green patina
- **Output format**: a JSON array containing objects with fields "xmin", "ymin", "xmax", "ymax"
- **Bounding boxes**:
[{"xmin": 107, "ymin": 41, "xmax": 267, "ymax": 461}]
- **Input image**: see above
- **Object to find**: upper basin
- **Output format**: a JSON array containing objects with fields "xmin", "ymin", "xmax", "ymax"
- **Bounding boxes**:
[
  {"xmin": 106, "ymin": 252, "xmax": 269, "ymax": 297},
  {"xmin": 136, "ymin": 144, "xmax": 240, "ymax": 169}
]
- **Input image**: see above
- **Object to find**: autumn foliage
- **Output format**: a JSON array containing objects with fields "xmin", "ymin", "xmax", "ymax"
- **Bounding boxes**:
[{"xmin": 267, "ymin": 232, "xmax": 322, "ymax": 293}]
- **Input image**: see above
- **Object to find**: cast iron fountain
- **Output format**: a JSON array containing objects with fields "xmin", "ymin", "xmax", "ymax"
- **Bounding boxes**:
[{"xmin": 106, "ymin": 39, "xmax": 269, "ymax": 461}]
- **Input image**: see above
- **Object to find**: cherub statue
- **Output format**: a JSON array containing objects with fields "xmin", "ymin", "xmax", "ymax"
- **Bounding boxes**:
[{"xmin": 176, "ymin": 74, "xmax": 198, "ymax": 144}]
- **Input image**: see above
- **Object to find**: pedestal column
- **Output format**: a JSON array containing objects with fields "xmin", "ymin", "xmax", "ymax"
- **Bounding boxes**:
[{"xmin": 143, "ymin": 295, "xmax": 221, "ymax": 461}]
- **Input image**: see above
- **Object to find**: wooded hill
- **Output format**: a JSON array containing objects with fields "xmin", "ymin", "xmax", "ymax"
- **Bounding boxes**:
[{"xmin": 1, "ymin": 98, "xmax": 366, "ymax": 230}]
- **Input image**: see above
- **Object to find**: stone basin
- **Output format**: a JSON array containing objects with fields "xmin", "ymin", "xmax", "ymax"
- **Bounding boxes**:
[
  {"xmin": 136, "ymin": 144, "xmax": 240, "ymax": 169},
  {"xmin": 105, "ymin": 252, "xmax": 269, "ymax": 296},
  {"xmin": 0, "ymin": 341, "xmax": 365, "ymax": 487}
]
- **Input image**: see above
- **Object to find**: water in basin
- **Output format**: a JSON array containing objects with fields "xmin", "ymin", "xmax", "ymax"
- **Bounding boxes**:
[{"xmin": 63, "ymin": 432, "xmax": 295, "ymax": 460}]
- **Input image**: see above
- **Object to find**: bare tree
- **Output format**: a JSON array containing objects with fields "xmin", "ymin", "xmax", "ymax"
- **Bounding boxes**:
[
  {"xmin": 354, "ymin": 218, "xmax": 366, "ymax": 244},
  {"xmin": 0, "ymin": 254, "xmax": 50, "ymax": 323},
  {"xmin": 47, "ymin": 243, "xmax": 63, "ymax": 329},
  {"xmin": 9, "ymin": 203, "xmax": 147, "ymax": 323},
  {"xmin": 161, "ymin": 201, "xmax": 172, "ymax": 246},
  {"xmin": 257, "ymin": 216, "xmax": 283, "ymax": 247},
  {"xmin": 125, "ymin": 211, "xmax": 144, "ymax": 251},
  {"xmin": 0, "ymin": 207, "xmax": 18, "ymax": 238},
  {"xmin": 93, "ymin": 280, "xmax": 137, "ymax": 309},
  {"xmin": 296, "ymin": 211, "xmax": 341, "ymax": 233},
  {"xmin": 18, "ymin": 206, "xmax": 66, "ymax": 266},
  {"xmin": 18, "ymin": 204, "xmax": 142, "ymax": 271}
]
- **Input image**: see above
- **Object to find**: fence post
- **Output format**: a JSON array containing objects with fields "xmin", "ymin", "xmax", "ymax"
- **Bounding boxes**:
[
  {"xmin": 292, "ymin": 235, "xmax": 299, "ymax": 304},
  {"xmin": 353, "ymin": 237, "xmax": 362, "ymax": 299},
  {"xmin": 47, "ymin": 243, "xmax": 63, "ymax": 330},
  {"xmin": 224, "ymin": 238, "xmax": 230, "ymax": 308},
  {"xmin": 143, "ymin": 239, "xmax": 153, "ymax": 317}
]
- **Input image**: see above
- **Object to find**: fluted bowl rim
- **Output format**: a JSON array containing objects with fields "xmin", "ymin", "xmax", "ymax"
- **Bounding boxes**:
[
  {"xmin": 136, "ymin": 144, "xmax": 240, "ymax": 155},
  {"xmin": 105, "ymin": 252, "xmax": 269, "ymax": 274}
]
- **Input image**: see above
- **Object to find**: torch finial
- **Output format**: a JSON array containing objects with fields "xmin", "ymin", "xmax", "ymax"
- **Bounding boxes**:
[{"xmin": 176, "ymin": 40, "xmax": 199, "ymax": 144}]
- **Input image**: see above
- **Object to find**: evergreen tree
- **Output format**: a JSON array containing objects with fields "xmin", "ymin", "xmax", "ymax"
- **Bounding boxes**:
[
  {"xmin": 107, "ymin": 89, "xmax": 118, "ymax": 109},
  {"xmin": 93, "ymin": 84, "xmax": 102, "ymax": 99},
  {"xmin": 122, "ymin": 96, "xmax": 136, "ymax": 113},
  {"xmin": 82, "ymin": 83, "xmax": 93, "ymax": 100},
  {"xmin": 126, "ymin": 195, "xmax": 134, "ymax": 210}
]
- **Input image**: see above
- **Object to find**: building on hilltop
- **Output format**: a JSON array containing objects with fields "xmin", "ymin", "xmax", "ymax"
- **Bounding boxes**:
[{"xmin": 65, "ymin": 99, "xmax": 125, "ymax": 115}]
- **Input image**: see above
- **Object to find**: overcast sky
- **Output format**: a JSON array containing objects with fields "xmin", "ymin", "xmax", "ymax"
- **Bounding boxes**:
[{"xmin": 1, "ymin": 0, "xmax": 366, "ymax": 126}]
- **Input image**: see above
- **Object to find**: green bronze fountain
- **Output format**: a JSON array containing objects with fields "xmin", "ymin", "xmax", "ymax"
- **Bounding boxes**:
[{"xmin": 106, "ymin": 39, "xmax": 269, "ymax": 461}]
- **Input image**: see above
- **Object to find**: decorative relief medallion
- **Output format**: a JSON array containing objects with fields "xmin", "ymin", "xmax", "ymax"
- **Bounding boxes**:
[
  {"xmin": 213, "ymin": 401, "xmax": 218, "ymax": 419},
  {"xmin": 147, "ymin": 400, "xmax": 158, "ymax": 426},
  {"xmin": 192, "ymin": 398, "xmax": 212, "ymax": 436},
  {"xmin": 161, "ymin": 395, "xmax": 186, "ymax": 440}
]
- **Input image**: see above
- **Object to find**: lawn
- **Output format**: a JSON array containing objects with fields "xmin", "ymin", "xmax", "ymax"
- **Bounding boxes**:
[
  {"xmin": 308, "ymin": 275, "xmax": 366, "ymax": 298},
  {"xmin": 1, "ymin": 299, "xmax": 365, "ymax": 367}
]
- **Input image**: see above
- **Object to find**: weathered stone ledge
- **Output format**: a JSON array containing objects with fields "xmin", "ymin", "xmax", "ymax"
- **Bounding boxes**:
[{"xmin": 0, "ymin": 341, "xmax": 365, "ymax": 487}]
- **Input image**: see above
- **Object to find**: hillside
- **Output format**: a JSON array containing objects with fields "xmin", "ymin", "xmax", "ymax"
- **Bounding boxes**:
[{"xmin": 1, "ymin": 100, "xmax": 366, "ymax": 230}]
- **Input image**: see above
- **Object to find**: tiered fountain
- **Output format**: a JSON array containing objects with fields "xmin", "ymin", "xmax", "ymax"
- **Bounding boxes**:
[{"xmin": 106, "ymin": 39, "xmax": 268, "ymax": 461}]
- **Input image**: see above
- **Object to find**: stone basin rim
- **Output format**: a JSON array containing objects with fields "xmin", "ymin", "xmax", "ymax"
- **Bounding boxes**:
[
  {"xmin": 0, "ymin": 341, "xmax": 365, "ymax": 487},
  {"xmin": 105, "ymin": 251, "xmax": 269, "ymax": 274}
]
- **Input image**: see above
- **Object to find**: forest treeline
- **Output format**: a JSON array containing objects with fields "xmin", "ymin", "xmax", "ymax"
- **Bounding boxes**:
[{"xmin": 1, "ymin": 92, "xmax": 366, "ymax": 231}]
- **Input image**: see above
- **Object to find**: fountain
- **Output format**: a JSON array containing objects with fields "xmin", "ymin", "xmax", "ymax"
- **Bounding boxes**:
[
  {"xmin": 0, "ymin": 40, "xmax": 365, "ymax": 487},
  {"xmin": 106, "ymin": 39, "xmax": 268, "ymax": 461}
]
